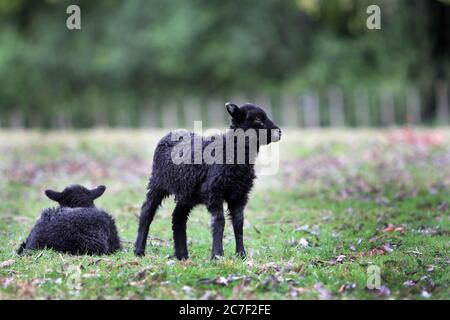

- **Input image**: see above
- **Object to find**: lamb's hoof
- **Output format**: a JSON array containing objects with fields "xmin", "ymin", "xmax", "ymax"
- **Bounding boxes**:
[
  {"xmin": 170, "ymin": 254, "xmax": 189, "ymax": 261},
  {"xmin": 211, "ymin": 253, "xmax": 224, "ymax": 260},
  {"xmin": 236, "ymin": 251, "xmax": 247, "ymax": 259},
  {"xmin": 134, "ymin": 249, "xmax": 145, "ymax": 257}
]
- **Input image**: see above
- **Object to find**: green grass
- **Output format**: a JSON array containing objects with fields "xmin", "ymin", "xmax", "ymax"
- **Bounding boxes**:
[{"xmin": 0, "ymin": 128, "xmax": 449, "ymax": 300}]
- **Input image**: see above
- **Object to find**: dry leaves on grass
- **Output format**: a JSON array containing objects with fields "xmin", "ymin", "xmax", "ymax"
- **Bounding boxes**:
[
  {"xmin": 357, "ymin": 242, "xmax": 397, "ymax": 257},
  {"xmin": 289, "ymin": 286, "xmax": 309, "ymax": 299},
  {"xmin": 366, "ymin": 285, "xmax": 391, "ymax": 297},
  {"xmin": 338, "ymin": 283, "xmax": 356, "ymax": 294},
  {"xmin": 198, "ymin": 275, "xmax": 250, "ymax": 287},
  {"xmin": 358, "ymin": 248, "xmax": 386, "ymax": 257},
  {"xmin": 129, "ymin": 269, "xmax": 167, "ymax": 288},
  {"xmin": 231, "ymin": 278, "xmax": 254, "ymax": 299},
  {"xmin": 0, "ymin": 259, "xmax": 15, "ymax": 268},
  {"xmin": 117, "ymin": 260, "xmax": 140, "ymax": 268},
  {"xmin": 1, "ymin": 278, "xmax": 37, "ymax": 299},
  {"xmin": 327, "ymin": 254, "xmax": 347, "ymax": 265},
  {"xmin": 314, "ymin": 283, "xmax": 333, "ymax": 299},
  {"xmin": 387, "ymin": 128, "xmax": 445, "ymax": 148},
  {"xmin": 383, "ymin": 223, "xmax": 406, "ymax": 234},
  {"xmin": 403, "ymin": 275, "xmax": 436, "ymax": 294},
  {"xmin": 437, "ymin": 202, "xmax": 448, "ymax": 212},
  {"xmin": 200, "ymin": 290, "xmax": 224, "ymax": 300}
]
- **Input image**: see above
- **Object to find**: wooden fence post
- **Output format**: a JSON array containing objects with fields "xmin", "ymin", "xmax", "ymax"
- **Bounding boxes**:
[
  {"xmin": 140, "ymin": 102, "xmax": 158, "ymax": 128},
  {"xmin": 436, "ymin": 81, "xmax": 449, "ymax": 126},
  {"xmin": 183, "ymin": 98, "xmax": 202, "ymax": 130},
  {"xmin": 281, "ymin": 93, "xmax": 299, "ymax": 127},
  {"xmin": 354, "ymin": 87, "xmax": 370, "ymax": 127},
  {"xmin": 301, "ymin": 90, "xmax": 320, "ymax": 128},
  {"xmin": 9, "ymin": 111, "xmax": 24, "ymax": 129},
  {"xmin": 328, "ymin": 87, "xmax": 345, "ymax": 127},
  {"xmin": 380, "ymin": 89, "xmax": 396, "ymax": 126},
  {"xmin": 161, "ymin": 101, "xmax": 179, "ymax": 129},
  {"xmin": 406, "ymin": 87, "xmax": 421, "ymax": 125},
  {"xmin": 207, "ymin": 98, "xmax": 227, "ymax": 128}
]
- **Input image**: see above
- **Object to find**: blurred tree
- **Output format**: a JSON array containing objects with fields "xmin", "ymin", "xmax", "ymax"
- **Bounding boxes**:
[{"xmin": 0, "ymin": 0, "xmax": 448, "ymax": 127}]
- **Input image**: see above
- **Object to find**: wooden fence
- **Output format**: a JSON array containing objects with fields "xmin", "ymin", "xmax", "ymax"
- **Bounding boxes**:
[{"xmin": 2, "ymin": 82, "xmax": 450, "ymax": 129}]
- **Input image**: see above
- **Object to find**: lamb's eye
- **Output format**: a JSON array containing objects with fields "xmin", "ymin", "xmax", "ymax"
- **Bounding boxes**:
[{"xmin": 254, "ymin": 119, "xmax": 262, "ymax": 126}]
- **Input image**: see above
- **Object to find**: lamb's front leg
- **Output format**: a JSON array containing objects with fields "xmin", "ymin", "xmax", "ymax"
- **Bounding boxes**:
[
  {"xmin": 208, "ymin": 203, "xmax": 225, "ymax": 259},
  {"xmin": 228, "ymin": 201, "xmax": 246, "ymax": 258},
  {"xmin": 171, "ymin": 203, "xmax": 193, "ymax": 260}
]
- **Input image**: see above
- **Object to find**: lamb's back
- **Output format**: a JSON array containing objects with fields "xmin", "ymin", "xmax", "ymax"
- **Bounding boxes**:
[{"xmin": 151, "ymin": 131, "xmax": 207, "ymax": 196}]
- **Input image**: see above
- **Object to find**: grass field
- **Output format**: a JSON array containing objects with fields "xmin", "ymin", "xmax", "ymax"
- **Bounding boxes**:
[{"xmin": 0, "ymin": 128, "xmax": 449, "ymax": 300}]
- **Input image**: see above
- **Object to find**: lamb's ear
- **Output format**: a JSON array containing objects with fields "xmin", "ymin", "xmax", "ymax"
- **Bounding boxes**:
[
  {"xmin": 45, "ymin": 190, "xmax": 63, "ymax": 202},
  {"xmin": 90, "ymin": 185, "xmax": 106, "ymax": 200},
  {"xmin": 225, "ymin": 102, "xmax": 244, "ymax": 121}
]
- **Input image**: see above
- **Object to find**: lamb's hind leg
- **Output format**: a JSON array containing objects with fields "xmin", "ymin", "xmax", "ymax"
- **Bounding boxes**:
[
  {"xmin": 135, "ymin": 188, "xmax": 166, "ymax": 256},
  {"xmin": 227, "ymin": 200, "xmax": 247, "ymax": 258},
  {"xmin": 172, "ymin": 203, "xmax": 193, "ymax": 260}
]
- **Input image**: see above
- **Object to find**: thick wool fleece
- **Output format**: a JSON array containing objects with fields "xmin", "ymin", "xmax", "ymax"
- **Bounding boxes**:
[
  {"xmin": 135, "ymin": 103, "xmax": 281, "ymax": 260},
  {"xmin": 18, "ymin": 185, "xmax": 121, "ymax": 255},
  {"xmin": 18, "ymin": 207, "xmax": 121, "ymax": 255}
]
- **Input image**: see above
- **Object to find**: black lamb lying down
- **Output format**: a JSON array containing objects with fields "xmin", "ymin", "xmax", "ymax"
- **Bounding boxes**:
[{"xmin": 17, "ymin": 185, "xmax": 121, "ymax": 255}]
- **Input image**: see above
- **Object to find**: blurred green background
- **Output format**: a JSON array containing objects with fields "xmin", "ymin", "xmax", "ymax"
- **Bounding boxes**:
[{"xmin": 0, "ymin": 0, "xmax": 449, "ymax": 128}]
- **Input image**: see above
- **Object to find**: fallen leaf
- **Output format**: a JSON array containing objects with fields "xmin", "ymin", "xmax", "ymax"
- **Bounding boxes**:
[
  {"xmin": 1, "ymin": 276, "xmax": 14, "ymax": 288},
  {"xmin": 31, "ymin": 278, "xmax": 47, "ymax": 286},
  {"xmin": 403, "ymin": 280, "xmax": 417, "ymax": 287},
  {"xmin": 117, "ymin": 261, "xmax": 139, "ymax": 268},
  {"xmin": 259, "ymin": 275, "xmax": 283, "ymax": 291},
  {"xmin": 0, "ymin": 260, "xmax": 15, "ymax": 268},
  {"xmin": 15, "ymin": 280, "xmax": 35, "ymax": 299},
  {"xmin": 166, "ymin": 260, "xmax": 176, "ymax": 266},
  {"xmin": 383, "ymin": 224, "xmax": 405, "ymax": 233},
  {"xmin": 437, "ymin": 202, "xmax": 448, "ymax": 212},
  {"xmin": 298, "ymin": 238, "xmax": 309, "ymax": 248},
  {"xmin": 375, "ymin": 197, "xmax": 390, "ymax": 206},
  {"xmin": 134, "ymin": 266, "xmax": 152, "ymax": 280},
  {"xmin": 199, "ymin": 276, "xmax": 230, "ymax": 286},
  {"xmin": 383, "ymin": 224, "xmax": 396, "ymax": 232},
  {"xmin": 367, "ymin": 285, "xmax": 390, "ymax": 297},
  {"xmin": 314, "ymin": 283, "xmax": 333, "ymax": 299},
  {"xmin": 419, "ymin": 275, "xmax": 436, "ymax": 291},
  {"xmin": 200, "ymin": 290, "xmax": 220, "ymax": 300},
  {"xmin": 259, "ymin": 262, "xmax": 280, "ymax": 273},
  {"xmin": 214, "ymin": 276, "xmax": 229, "ymax": 286},
  {"xmin": 338, "ymin": 283, "xmax": 356, "ymax": 293},
  {"xmin": 182, "ymin": 285, "xmax": 193, "ymax": 293},
  {"xmin": 358, "ymin": 247, "xmax": 388, "ymax": 257},
  {"xmin": 289, "ymin": 286, "xmax": 308, "ymax": 298},
  {"xmin": 406, "ymin": 248, "xmax": 423, "ymax": 256},
  {"xmin": 382, "ymin": 243, "xmax": 394, "ymax": 253},
  {"xmin": 327, "ymin": 255, "xmax": 346, "ymax": 265}
]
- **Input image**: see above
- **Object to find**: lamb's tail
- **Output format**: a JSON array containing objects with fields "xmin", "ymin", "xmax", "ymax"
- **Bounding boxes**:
[{"xmin": 17, "ymin": 241, "xmax": 26, "ymax": 255}]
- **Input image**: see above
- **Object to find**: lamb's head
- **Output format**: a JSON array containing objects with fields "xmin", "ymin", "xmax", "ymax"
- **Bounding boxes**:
[
  {"xmin": 45, "ymin": 185, "xmax": 106, "ymax": 208},
  {"xmin": 226, "ymin": 102, "xmax": 282, "ymax": 145}
]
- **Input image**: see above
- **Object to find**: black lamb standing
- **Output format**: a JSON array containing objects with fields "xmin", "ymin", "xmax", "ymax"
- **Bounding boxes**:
[
  {"xmin": 135, "ymin": 102, "xmax": 282, "ymax": 260},
  {"xmin": 17, "ymin": 185, "xmax": 121, "ymax": 255}
]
